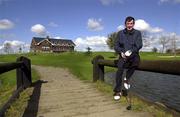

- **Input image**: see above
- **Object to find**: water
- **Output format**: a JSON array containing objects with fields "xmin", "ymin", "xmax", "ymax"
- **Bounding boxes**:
[{"xmin": 105, "ymin": 70, "xmax": 180, "ymax": 112}]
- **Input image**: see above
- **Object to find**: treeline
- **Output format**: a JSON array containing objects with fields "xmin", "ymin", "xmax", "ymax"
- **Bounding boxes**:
[{"xmin": 106, "ymin": 31, "xmax": 179, "ymax": 56}]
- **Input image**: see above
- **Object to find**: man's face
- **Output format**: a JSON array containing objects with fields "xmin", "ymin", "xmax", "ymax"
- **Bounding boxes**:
[{"xmin": 125, "ymin": 20, "xmax": 134, "ymax": 31}]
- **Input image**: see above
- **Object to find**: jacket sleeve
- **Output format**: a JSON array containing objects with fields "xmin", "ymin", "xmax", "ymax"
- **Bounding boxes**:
[
  {"xmin": 133, "ymin": 31, "xmax": 143, "ymax": 53},
  {"xmin": 114, "ymin": 32, "xmax": 125, "ymax": 54}
]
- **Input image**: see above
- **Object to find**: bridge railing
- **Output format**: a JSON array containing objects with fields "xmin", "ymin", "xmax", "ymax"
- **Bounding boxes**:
[
  {"xmin": 92, "ymin": 55, "xmax": 180, "ymax": 82},
  {"xmin": 0, "ymin": 56, "xmax": 32, "ymax": 117}
]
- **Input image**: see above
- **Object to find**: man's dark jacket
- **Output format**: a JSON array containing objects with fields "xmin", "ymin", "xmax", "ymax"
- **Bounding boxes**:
[{"xmin": 114, "ymin": 28, "xmax": 143, "ymax": 54}]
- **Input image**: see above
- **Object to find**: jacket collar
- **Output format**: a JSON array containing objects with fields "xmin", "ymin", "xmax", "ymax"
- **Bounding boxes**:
[{"xmin": 123, "ymin": 28, "xmax": 135, "ymax": 35}]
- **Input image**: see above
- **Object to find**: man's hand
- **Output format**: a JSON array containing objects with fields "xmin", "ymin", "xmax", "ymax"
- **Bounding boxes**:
[
  {"xmin": 125, "ymin": 50, "xmax": 132, "ymax": 57},
  {"xmin": 121, "ymin": 52, "xmax": 126, "ymax": 59}
]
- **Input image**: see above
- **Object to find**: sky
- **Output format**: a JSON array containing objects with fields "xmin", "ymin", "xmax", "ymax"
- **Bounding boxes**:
[{"xmin": 0, "ymin": 0, "xmax": 180, "ymax": 52}]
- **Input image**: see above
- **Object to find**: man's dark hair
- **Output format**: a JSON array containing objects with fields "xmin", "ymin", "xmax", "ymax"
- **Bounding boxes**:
[{"xmin": 125, "ymin": 16, "xmax": 135, "ymax": 24}]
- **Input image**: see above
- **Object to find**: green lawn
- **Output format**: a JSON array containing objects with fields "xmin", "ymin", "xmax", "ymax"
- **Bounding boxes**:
[{"xmin": 0, "ymin": 52, "xmax": 117, "ymax": 81}]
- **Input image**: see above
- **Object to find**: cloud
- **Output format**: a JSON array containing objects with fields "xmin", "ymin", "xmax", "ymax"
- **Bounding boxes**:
[
  {"xmin": 0, "ymin": 19, "xmax": 14, "ymax": 30},
  {"xmin": 53, "ymin": 36, "xmax": 63, "ymax": 39},
  {"xmin": 74, "ymin": 36, "xmax": 112, "ymax": 51},
  {"xmin": 48, "ymin": 22, "xmax": 59, "ymax": 27},
  {"xmin": 4, "ymin": 40, "xmax": 25, "ymax": 47},
  {"xmin": 0, "ymin": 45, "xmax": 3, "ymax": 50},
  {"xmin": 134, "ymin": 19, "xmax": 150, "ymax": 31},
  {"xmin": 100, "ymin": 0, "xmax": 124, "ymax": 5},
  {"xmin": 31, "ymin": 24, "xmax": 47, "ymax": 36},
  {"xmin": 117, "ymin": 25, "xmax": 124, "ymax": 31},
  {"xmin": 159, "ymin": 0, "xmax": 180, "ymax": 4},
  {"xmin": 117, "ymin": 19, "xmax": 163, "ymax": 33},
  {"xmin": 0, "ymin": 40, "xmax": 30, "ymax": 54},
  {"xmin": 87, "ymin": 18, "xmax": 104, "ymax": 31},
  {"xmin": 134, "ymin": 19, "xmax": 163, "ymax": 33}
]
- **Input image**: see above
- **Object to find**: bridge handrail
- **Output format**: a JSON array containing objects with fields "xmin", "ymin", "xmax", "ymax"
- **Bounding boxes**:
[
  {"xmin": 0, "ymin": 56, "xmax": 32, "ymax": 117},
  {"xmin": 92, "ymin": 55, "xmax": 180, "ymax": 82}
]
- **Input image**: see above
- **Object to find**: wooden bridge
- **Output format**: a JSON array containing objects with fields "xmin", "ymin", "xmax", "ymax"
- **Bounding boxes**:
[{"xmin": 1, "ymin": 55, "xmax": 180, "ymax": 117}]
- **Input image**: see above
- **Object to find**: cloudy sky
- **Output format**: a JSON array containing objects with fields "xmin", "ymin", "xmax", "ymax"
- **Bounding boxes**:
[{"xmin": 0, "ymin": 0, "xmax": 180, "ymax": 52}]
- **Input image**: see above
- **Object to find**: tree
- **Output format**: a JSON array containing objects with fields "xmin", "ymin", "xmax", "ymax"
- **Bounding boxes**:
[
  {"xmin": 152, "ymin": 47, "xmax": 158, "ymax": 53},
  {"xmin": 19, "ymin": 47, "xmax": 22, "ymax": 53},
  {"xmin": 141, "ymin": 31, "xmax": 150, "ymax": 47},
  {"xmin": 85, "ymin": 46, "xmax": 92, "ymax": 55},
  {"xmin": 170, "ymin": 33, "xmax": 178, "ymax": 57},
  {"xmin": 87, "ymin": 47, "xmax": 91, "ymax": 53},
  {"xmin": 3, "ymin": 42, "xmax": 12, "ymax": 54},
  {"xmin": 106, "ymin": 32, "xmax": 118, "ymax": 50},
  {"xmin": 159, "ymin": 35, "xmax": 170, "ymax": 53},
  {"xmin": 166, "ymin": 48, "xmax": 172, "ymax": 53}
]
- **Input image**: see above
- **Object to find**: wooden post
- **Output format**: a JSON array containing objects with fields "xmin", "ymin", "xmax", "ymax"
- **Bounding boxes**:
[
  {"xmin": 99, "ymin": 64, "xmax": 104, "ymax": 82},
  {"xmin": 92, "ymin": 55, "xmax": 104, "ymax": 82},
  {"xmin": 16, "ymin": 57, "xmax": 23, "ymax": 89},
  {"xmin": 16, "ymin": 56, "xmax": 32, "ymax": 89}
]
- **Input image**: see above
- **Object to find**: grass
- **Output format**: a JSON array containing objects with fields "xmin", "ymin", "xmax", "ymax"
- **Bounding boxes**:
[
  {"xmin": 0, "ymin": 68, "xmax": 39, "ymax": 116},
  {"xmin": 140, "ymin": 52, "xmax": 180, "ymax": 60},
  {"xmin": 0, "ymin": 51, "xmax": 179, "ymax": 117},
  {"xmin": 95, "ymin": 81, "xmax": 173, "ymax": 117},
  {"xmin": 0, "ymin": 70, "xmax": 16, "ymax": 109},
  {"xmin": 4, "ymin": 87, "xmax": 34, "ymax": 117}
]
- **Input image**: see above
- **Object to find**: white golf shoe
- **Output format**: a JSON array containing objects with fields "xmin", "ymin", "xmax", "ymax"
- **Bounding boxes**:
[{"xmin": 113, "ymin": 92, "xmax": 121, "ymax": 101}]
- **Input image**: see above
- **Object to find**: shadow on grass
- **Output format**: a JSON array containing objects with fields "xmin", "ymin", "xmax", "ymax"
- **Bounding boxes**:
[
  {"xmin": 22, "ymin": 80, "xmax": 48, "ymax": 117},
  {"xmin": 108, "ymin": 56, "xmax": 116, "ymax": 58}
]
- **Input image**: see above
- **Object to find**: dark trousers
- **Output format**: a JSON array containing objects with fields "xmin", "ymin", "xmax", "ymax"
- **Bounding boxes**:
[{"xmin": 113, "ymin": 53, "xmax": 140, "ymax": 93}]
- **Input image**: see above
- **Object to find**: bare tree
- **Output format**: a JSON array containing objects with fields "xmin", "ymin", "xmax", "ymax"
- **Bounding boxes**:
[
  {"xmin": 143, "ymin": 38, "xmax": 150, "ymax": 47},
  {"xmin": 170, "ymin": 33, "xmax": 178, "ymax": 57},
  {"xmin": 159, "ymin": 35, "xmax": 170, "ymax": 53},
  {"xmin": 152, "ymin": 47, "xmax": 158, "ymax": 53},
  {"xmin": 141, "ymin": 31, "xmax": 150, "ymax": 47},
  {"xmin": 18, "ymin": 44, "xmax": 25, "ymax": 53},
  {"xmin": 19, "ymin": 47, "xmax": 22, "ymax": 53},
  {"xmin": 3, "ymin": 42, "xmax": 12, "ymax": 54}
]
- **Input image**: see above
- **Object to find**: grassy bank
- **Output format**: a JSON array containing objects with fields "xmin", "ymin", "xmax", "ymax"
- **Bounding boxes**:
[
  {"xmin": 0, "ymin": 52, "xmax": 179, "ymax": 117},
  {"xmin": 0, "ymin": 67, "xmax": 39, "ymax": 116},
  {"xmin": 95, "ymin": 81, "xmax": 174, "ymax": 117}
]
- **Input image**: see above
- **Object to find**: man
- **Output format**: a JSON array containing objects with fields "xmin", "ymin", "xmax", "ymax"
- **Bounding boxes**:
[{"xmin": 114, "ymin": 16, "xmax": 143, "ymax": 101}]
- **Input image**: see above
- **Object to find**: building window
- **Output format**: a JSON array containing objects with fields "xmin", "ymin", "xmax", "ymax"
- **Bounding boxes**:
[{"xmin": 42, "ymin": 46, "xmax": 50, "ymax": 51}]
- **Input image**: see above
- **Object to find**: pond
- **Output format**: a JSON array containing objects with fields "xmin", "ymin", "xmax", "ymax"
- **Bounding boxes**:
[{"xmin": 105, "ymin": 70, "xmax": 180, "ymax": 112}]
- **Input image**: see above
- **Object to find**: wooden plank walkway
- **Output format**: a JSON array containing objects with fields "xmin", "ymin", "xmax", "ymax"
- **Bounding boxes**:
[{"xmin": 23, "ymin": 66, "xmax": 152, "ymax": 117}]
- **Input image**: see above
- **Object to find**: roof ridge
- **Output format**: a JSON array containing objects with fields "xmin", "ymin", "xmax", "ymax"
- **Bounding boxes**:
[
  {"xmin": 33, "ymin": 37, "xmax": 72, "ymax": 41},
  {"xmin": 32, "ymin": 37, "xmax": 75, "ymax": 45}
]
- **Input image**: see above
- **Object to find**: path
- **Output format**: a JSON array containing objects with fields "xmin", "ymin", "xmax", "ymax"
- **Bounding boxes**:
[{"xmin": 28, "ymin": 66, "xmax": 152, "ymax": 117}]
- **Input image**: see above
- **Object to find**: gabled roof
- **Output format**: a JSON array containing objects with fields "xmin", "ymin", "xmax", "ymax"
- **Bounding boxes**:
[
  {"xmin": 32, "ymin": 36, "xmax": 75, "ymax": 46},
  {"xmin": 32, "ymin": 37, "xmax": 43, "ymax": 43}
]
